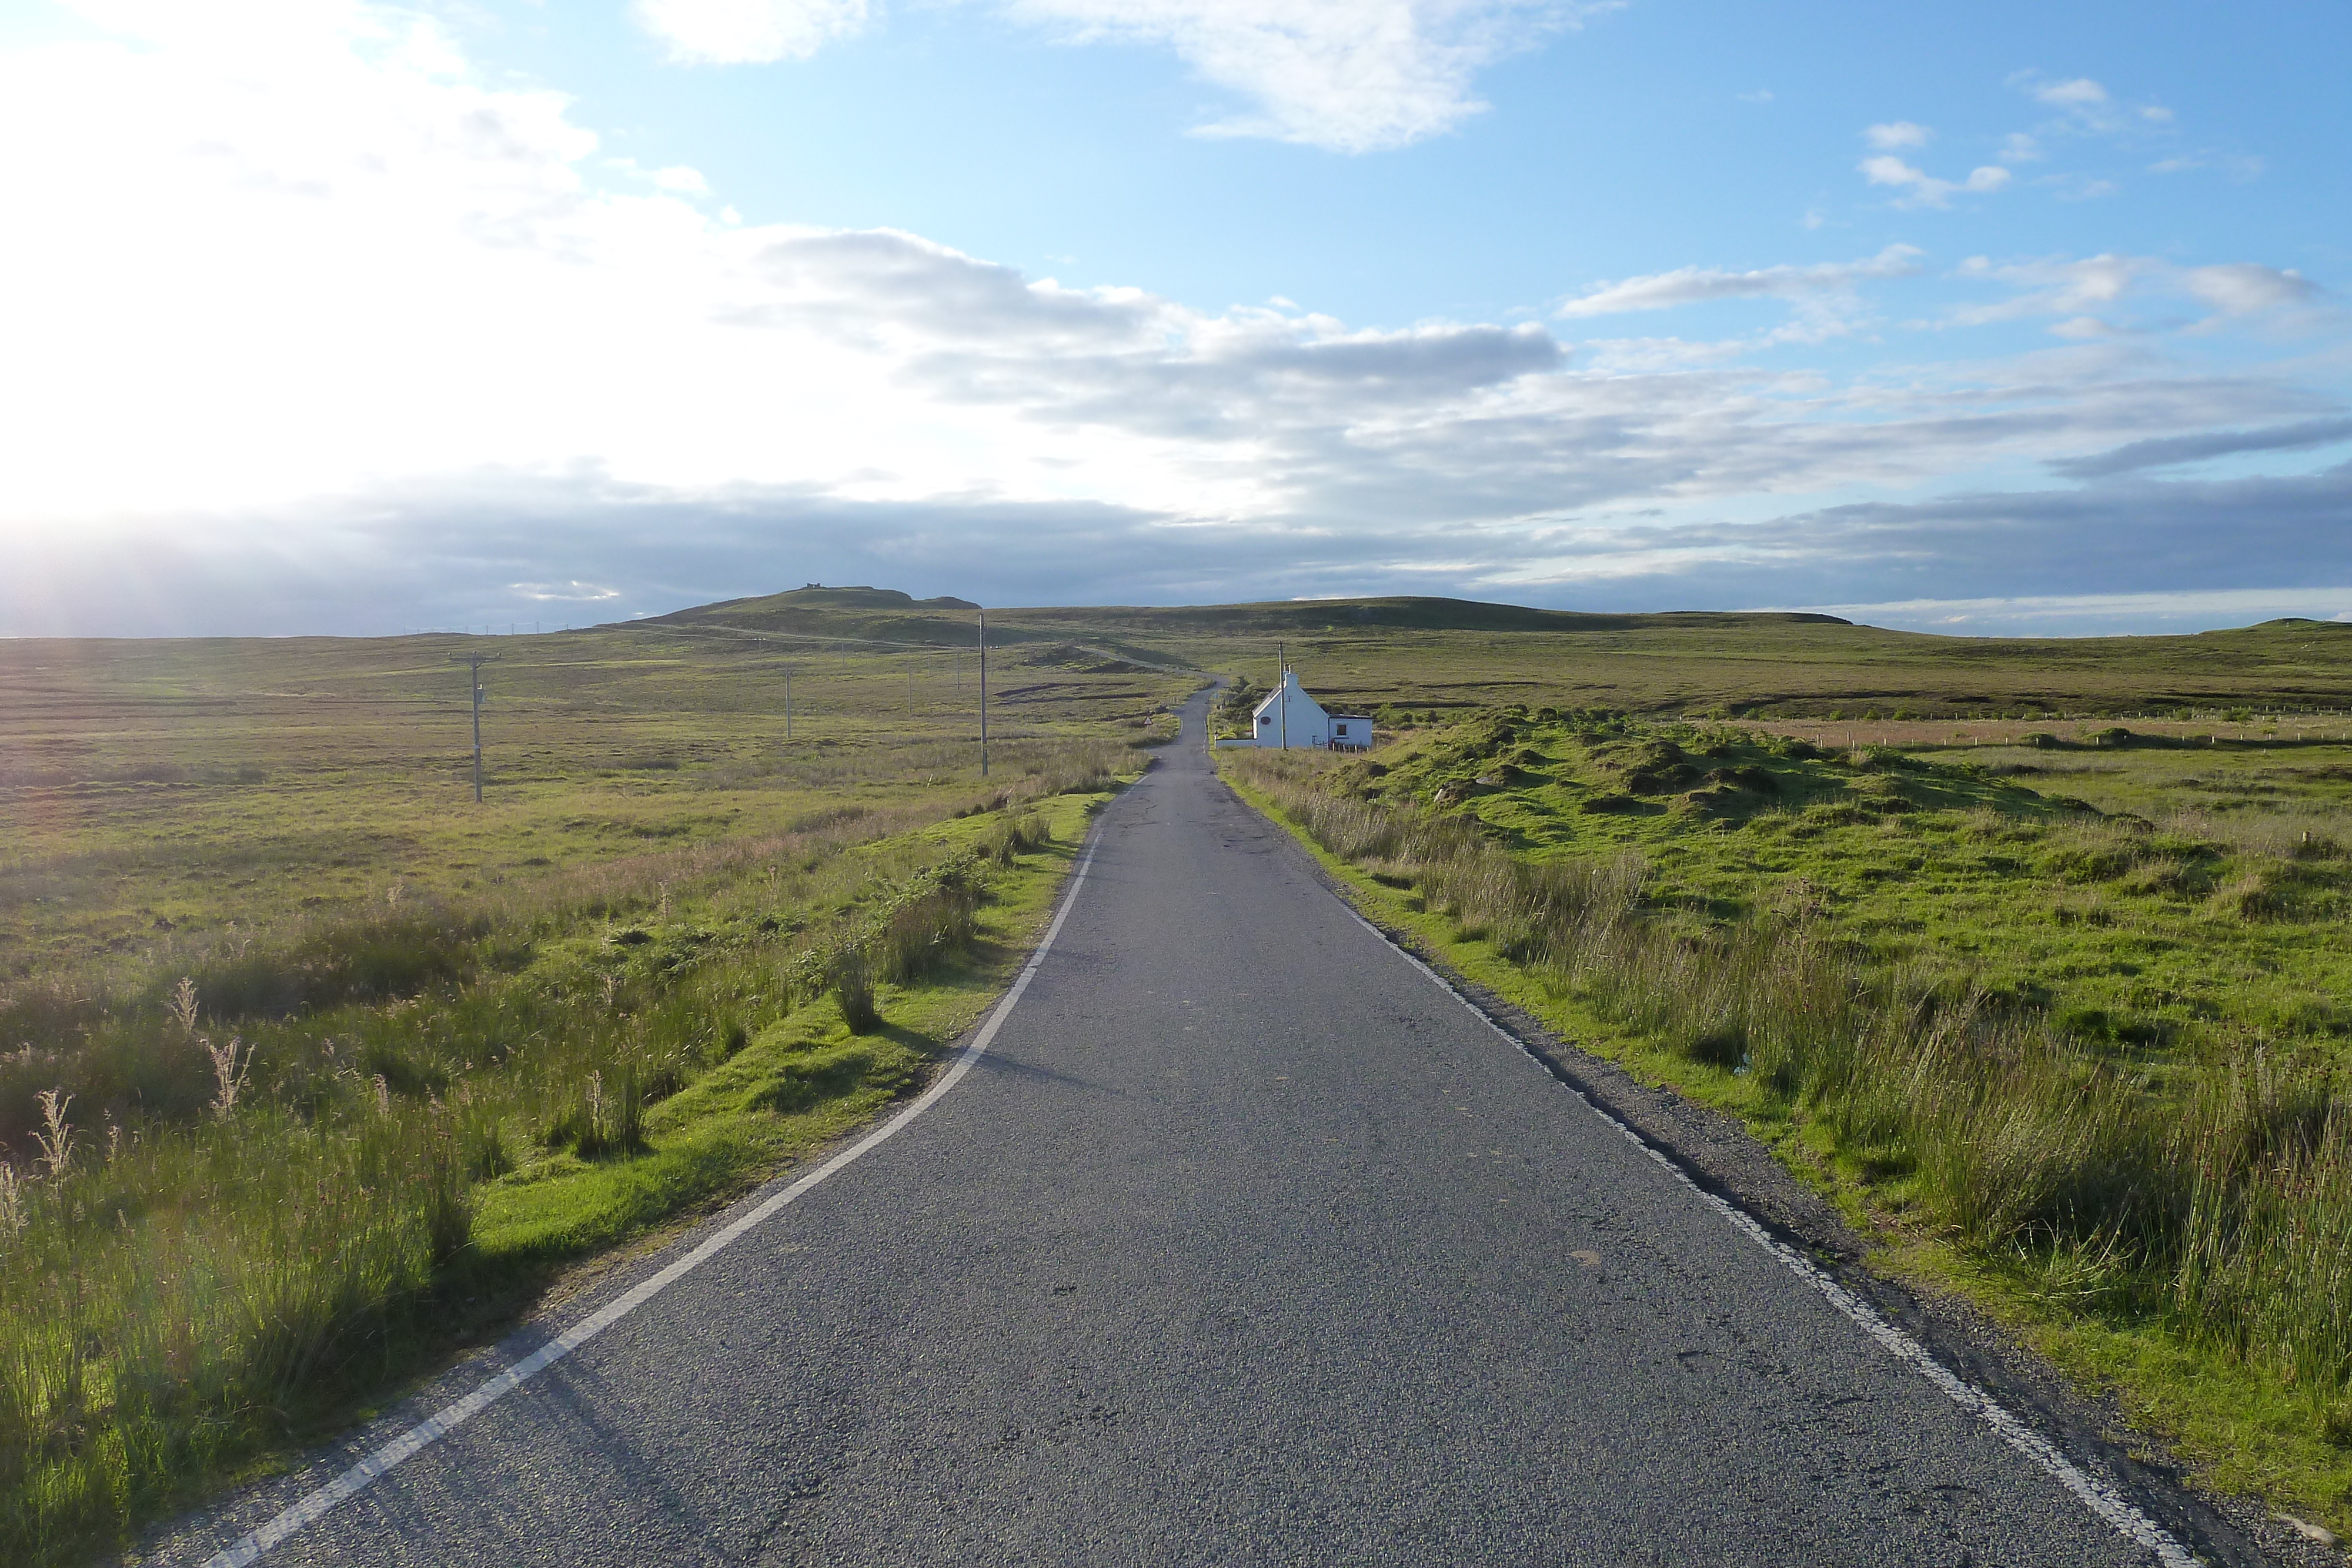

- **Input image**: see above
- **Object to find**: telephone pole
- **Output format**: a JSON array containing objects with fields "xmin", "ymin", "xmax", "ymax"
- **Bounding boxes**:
[
  {"xmin": 448, "ymin": 650, "xmax": 502, "ymax": 801},
  {"xmin": 978, "ymin": 609, "xmax": 990, "ymax": 778}
]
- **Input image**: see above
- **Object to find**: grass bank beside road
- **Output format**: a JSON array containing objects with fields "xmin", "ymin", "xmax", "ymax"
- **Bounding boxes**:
[
  {"xmin": 2, "ymin": 780, "xmax": 1114, "ymax": 1565},
  {"xmin": 1222, "ymin": 710, "xmax": 2352, "ymax": 1537},
  {"xmin": 0, "ymin": 617, "xmax": 1172, "ymax": 1566}
]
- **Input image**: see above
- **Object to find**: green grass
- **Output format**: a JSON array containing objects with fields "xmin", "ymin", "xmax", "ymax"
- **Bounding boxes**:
[
  {"xmin": 1224, "ymin": 707, "xmax": 2352, "ymax": 1534},
  {"xmin": 1321, "ymin": 712, "xmax": 2352, "ymax": 1066},
  {"xmin": 0, "ymin": 787, "xmax": 1111, "ymax": 1563},
  {"xmin": 467, "ymin": 801, "xmax": 1087, "ymax": 1271},
  {"xmin": 0, "ymin": 611, "xmax": 1174, "ymax": 1565},
  {"xmin": 14, "ymin": 588, "xmax": 2352, "ymax": 1558},
  {"xmin": 0, "ymin": 620, "xmax": 1185, "ymax": 994}
]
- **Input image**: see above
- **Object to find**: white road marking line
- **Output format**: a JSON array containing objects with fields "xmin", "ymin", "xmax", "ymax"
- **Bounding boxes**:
[
  {"xmin": 199, "ymin": 823, "xmax": 1108, "ymax": 1568},
  {"xmin": 1348, "ymin": 909, "xmax": 2198, "ymax": 1568}
]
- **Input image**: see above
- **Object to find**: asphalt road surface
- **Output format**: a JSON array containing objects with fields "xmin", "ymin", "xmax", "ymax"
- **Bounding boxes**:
[{"xmin": 195, "ymin": 688, "xmax": 2194, "ymax": 1567}]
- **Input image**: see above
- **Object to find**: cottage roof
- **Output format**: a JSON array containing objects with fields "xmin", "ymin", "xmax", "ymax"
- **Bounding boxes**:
[{"xmin": 1252, "ymin": 670, "xmax": 1320, "ymax": 718}]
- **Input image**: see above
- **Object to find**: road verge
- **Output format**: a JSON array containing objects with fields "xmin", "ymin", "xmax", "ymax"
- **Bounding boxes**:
[
  {"xmin": 1215, "ymin": 758, "xmax": 2328, "ymax": 1568},
  {"xmin": 121, "ymin": 786, "xmax": 1122, "ymax": 1568}
]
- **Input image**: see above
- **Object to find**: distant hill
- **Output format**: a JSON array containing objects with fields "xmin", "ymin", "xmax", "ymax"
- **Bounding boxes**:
[
  {"xmin": 620, "ymin": 587, "xmax": 2352, "ymax": 716},
  {"xmin": 685, "ymin": 586, "xmax": 979, "ymax": 614},
  {"xmin": 644, "ymin": 587, "xmax": 1852, "ymax": 653}
]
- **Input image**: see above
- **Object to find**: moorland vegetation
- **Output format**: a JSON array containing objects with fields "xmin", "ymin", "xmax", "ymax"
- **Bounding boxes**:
[
  {"xmin": 677, "ymin": 587, "xmax": 2352, "ymax": 720},
  {"xmin": 0, "ymin": 617, "xmax": 1184, "ymax": 1564},
  {"xmin": 1225, "ymin": 705, "xmax": 2352, "ymax": 1525},
  {"xmin": 9, "ymin": 591, "xmax": 2352, "ymax": 1559}
]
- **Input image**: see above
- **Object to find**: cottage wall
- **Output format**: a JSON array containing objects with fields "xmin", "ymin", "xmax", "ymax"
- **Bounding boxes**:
[{"xmin": 1216, "ymin": 672, "xmax": 1374, "ymax": 750}]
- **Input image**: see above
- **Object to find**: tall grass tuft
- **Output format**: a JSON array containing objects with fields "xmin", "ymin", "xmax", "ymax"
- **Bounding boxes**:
[
  {"xmin": 785, "ymin": 843, "xmax": 1001, "ymax": 1034},
  {"xmin": 832, "ymin": 954, "xmax": 882, "ymax": 1035},
  {"xmin": 0, "ymin": 1106, "xmax": 472, "ymax": 1553}
]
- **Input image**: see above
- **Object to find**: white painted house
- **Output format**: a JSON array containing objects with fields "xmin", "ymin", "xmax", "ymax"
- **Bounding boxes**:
[{"xmin": 1218, "ymin": 669, "xmax": 1375, "ymax": 751}]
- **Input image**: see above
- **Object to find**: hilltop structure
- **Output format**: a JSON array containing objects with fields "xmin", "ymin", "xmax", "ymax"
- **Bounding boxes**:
[{"xmin": 1218, "ymin": 668, "xmax": 1372, "ymax": 751}]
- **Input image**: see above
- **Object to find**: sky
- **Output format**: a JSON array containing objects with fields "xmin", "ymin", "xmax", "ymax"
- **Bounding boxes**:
[{"xmin": 1, "ymin": 0, "xmax": 2347, "ymax": 637}]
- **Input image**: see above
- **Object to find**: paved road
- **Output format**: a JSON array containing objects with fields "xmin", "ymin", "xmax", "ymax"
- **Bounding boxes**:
[{"xmin": 207, "ymin": 688, "xmax": 2183, "ymax": 1566}]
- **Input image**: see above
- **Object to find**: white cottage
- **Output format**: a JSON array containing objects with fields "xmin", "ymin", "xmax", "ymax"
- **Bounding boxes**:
[{"xmin": 1217, "ymin": 669, "xmax": 1375, "ymax": 751}]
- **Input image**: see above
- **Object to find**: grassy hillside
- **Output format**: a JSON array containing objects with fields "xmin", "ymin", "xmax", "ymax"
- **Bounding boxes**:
[{"xmin": 661, "ymin": 586, "xmax": 2352, "ymax": 718}]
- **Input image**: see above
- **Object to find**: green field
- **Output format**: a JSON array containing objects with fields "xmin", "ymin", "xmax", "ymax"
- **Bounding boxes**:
[
  {"xmin": 8, "ymin": 586, "xmax": 2352, "ymax": 1560},
  {"xmin": 1326, "ymin": 717, "xmax": 2352, "ymax": 1058},
  {"xmin": 0, "ymin": 604, "xmax": 1189, "ymax": 1564},
  {"xmin": 1224, "ymin": 706, "xmax": 2352, "ymax": 1532},
  {"xmin": 0, "ymin": 611, "xmax": 1181, "ymax": 989}
]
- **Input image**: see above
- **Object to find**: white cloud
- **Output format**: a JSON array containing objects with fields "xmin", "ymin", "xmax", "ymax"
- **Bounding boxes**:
[
  {"xmin": 1000, "ymin": 0, "xmax": 1605, "ymax": 152},
  {"xmin": 1949, "ymin": 253, "xmax": 2152, "ymax": 326},
  {"xmin": 633, "ymin": 0, "xmax": 871, "ymax": 65},
  {"xmin": 1864, "ymin": 121, "xmax": 1930, "ymax": 150},
  {"xmin": 2043, "ymin": 173, "xmax": 2119, "ymax": 202},
  {"xmin": 2183, "ymin": 262, "xmax": 2320, "ymax": 315},
  {"xmin": 2047, "ymin": 316, "xmax": 2117, "ymax": 340},
  {"xmin": 635, "ymin": 0, "xmax": 1609, "ymax": 152},
  {"xmin": 1859, "ymin": 153, "xmax": 2010, "ymax": 208},
  {"xmin": 1948, "ymin": 253, "xmax": 2324, "ymax": 335},
  {"xmin": 1799, "ymin": 587, "xmax": 2352, "ymax": 637},
  {"xmin": 1997, "ymin": 132, "xmax": 2042, "ymax": 163},
  {"xmin": 1556, "ymin": 244, "xmax": 1923, "ymax": 318},
  {"xmin": 2151, "ymin": 151, "xmax": 2266, "ymax": 182},
  {"xmin": 511, "ymin": 580, "xmax": 625, "ymax": 602},
  {"xmin": 2032, "ymin": 76, "xmax": 2108, "ymax": 109},
  {"xmin": 2007, "ymin": 69, "xmax": 2171, "ymax": 142},
  {"xmin": 634, "ymin": 0, "xmax": 1609, "ymax": 152}
]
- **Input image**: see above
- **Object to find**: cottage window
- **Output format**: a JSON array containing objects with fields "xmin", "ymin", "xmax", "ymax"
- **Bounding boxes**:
[{"xmin": 1335, "ymin": 723, "xmax": 1348, "ymax": 736}]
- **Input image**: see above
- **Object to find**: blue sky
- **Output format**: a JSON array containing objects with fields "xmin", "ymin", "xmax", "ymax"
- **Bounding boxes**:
[{"xmin": 1, "ymin": 0, "xmax": 2346, "ymax": 635}]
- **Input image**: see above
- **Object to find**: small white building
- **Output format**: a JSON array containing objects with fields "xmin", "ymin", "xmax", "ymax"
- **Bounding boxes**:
[{"xmin": 1217, "ymin": 669, "xmax": 1374, "ymax": 751}]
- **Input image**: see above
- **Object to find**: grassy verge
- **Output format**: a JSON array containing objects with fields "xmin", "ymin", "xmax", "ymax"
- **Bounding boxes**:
[
  {"xmin": 1219, "ymin": 717, "xmax": 2352, "ymax": 1536},
  {"xmin": 0, "ymin": 774, "xmax": 1114, "ymax": 1566},
  {"xmin": 468, "ymin": 796, "xmax": 1094, "ymax": 1269}
]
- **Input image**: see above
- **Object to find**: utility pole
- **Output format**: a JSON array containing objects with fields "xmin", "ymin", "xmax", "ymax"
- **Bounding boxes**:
[
  {"xmin": 1278, "ymin": 641, "xmax": 1287, "ymax": 751},
  {"xmin": 449, "ymin": 650, "xmax": 502, "ymax": 802},
  {"xmin": 978, "ymin": 609, "xmax": 990, "ymax": 777}
]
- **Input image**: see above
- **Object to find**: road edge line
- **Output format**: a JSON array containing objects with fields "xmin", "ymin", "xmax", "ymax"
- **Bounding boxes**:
[
  {"xmin": 1344, "ymin": 907, "xmax": 2198, "ymax": 1568},
  {"xmin": 198, "ymin": 819, "xmax": 1110, "ymax": 1568}
]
